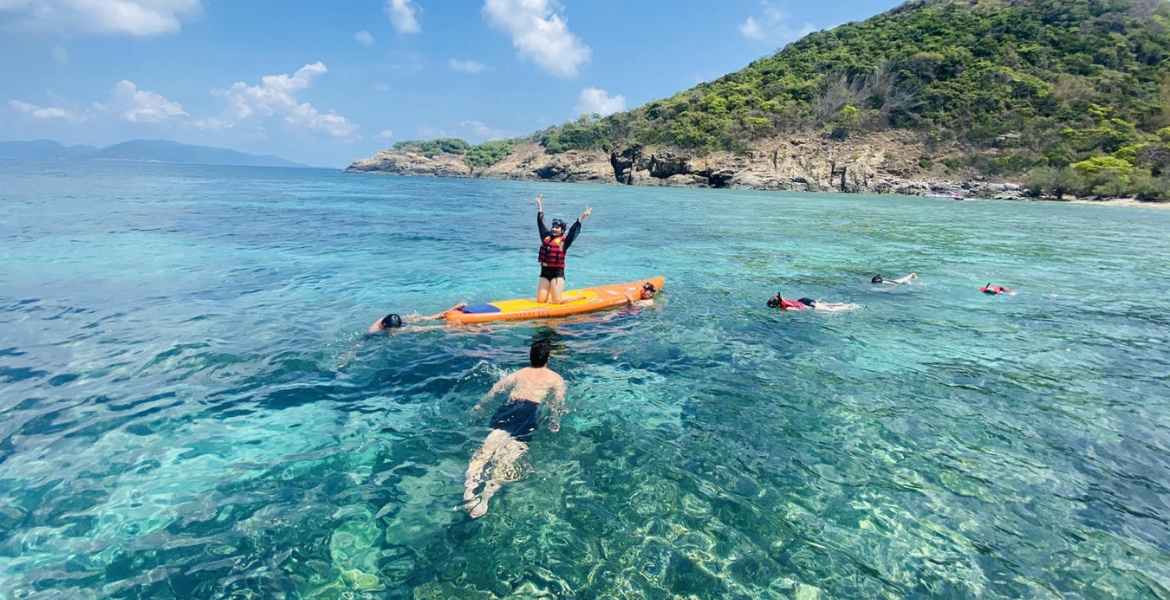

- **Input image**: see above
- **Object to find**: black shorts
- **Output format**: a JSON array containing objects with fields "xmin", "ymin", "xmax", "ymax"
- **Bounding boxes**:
[
  {"xmin": 798, "ymin": 298, "xmax": 817, "ymax": 307},
  {"xmin": 490, "ymin": 399, "xmax": 540, "ymax": 442},
  {"xmin": 540, "ymin": 266, "xmax": 565, "ymax": 281}
]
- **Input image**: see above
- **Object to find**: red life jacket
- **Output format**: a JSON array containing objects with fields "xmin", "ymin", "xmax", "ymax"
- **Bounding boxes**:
[
  {"xmin": 539, "ymin": 235, "xmax": 567, "ymax": 267},
  {"xmin": 781, "ymin": 299, "xmax": 809, "ymax": 310}
]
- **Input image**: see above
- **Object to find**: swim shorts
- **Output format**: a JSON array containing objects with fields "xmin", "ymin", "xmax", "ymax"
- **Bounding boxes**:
[
  {"xmin": 490, "ymin": 399, "xmax": 540, "ymax": 442},
  {"xmin": 798, "ymin": 298, "xmax": 817, "ymax": 307},
  {"xmin": 540, "ymin": 266, "xmax": 565, "ymax": 281}
]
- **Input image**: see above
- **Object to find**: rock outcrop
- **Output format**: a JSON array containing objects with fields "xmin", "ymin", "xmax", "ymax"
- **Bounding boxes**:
[{"xmin": 344, "ymin": 131, "xmax": 1028, "ymax": 200}]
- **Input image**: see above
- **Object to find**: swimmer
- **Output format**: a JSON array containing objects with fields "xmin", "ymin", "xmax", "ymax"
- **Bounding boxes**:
[
  {"xmin": 872, "ymin": 273, "xmax": 918, "ymax": 285},
  {"xmin": 981, "ymin": 283, "xmax": 1015, "ymax": 295},
  {"xmin": 624, "ymin": 282, "xmax": 658, "ymax": 307},
  {"xmin": 767, "ymin": 292, "xmax": 858, "ymax": 313},
  {"xmin": 366, "ymin": 302, "xmax": 467, "ymax": 334},
  {"xmin": 460, "ymin": 339, "xmax": 566, "ymax": 519}
]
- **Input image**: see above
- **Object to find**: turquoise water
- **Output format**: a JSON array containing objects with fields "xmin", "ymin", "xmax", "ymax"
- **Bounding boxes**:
[{"xmin": 2, "ymin": 161, "xmax": 1170, "ymax": 599}]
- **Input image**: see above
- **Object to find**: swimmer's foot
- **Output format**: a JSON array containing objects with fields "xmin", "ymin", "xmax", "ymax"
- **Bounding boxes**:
[
  {"xmin": 454, "ymin": 496, "xmax": 481, "ymax": 513},
  {"xmin": 469, "ymin": 482, "xmax": 500, "ymax": 519},
  {"xmin": 464, "ymin": 478, "xmax": 480, "ymax": 502}
]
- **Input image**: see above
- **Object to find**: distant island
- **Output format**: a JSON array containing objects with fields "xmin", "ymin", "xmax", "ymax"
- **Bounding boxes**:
[
  {"xmin": 0, "ymin": 139, "xmax": 309, "ymax": 169},
  {"xmin": 347, "ymin": 0, "xmax": 1170, "ymax": 203}
]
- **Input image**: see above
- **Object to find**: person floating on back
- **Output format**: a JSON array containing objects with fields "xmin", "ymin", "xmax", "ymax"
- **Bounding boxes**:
[
  {"xmin": 767, "ymin": 292, "xmax": 858, "ymax": 312},
  {"xmin": 366, "ymin": 302, "xmax": 467, "ymax": 335},
  {"xmin": 872, "ymin": 273, "xmax": 918, "ymax": 285},
  {"xmin": 536, "ymin": 195, "xmax": 591, "ymax": 304},
  {"xmin": 981, "ymin": 283, "xmax": 1015, "ymax": 295},
  {"xmin": 460, "ymin": 339, "xmax": 566, "ymax": 519},
  {"xmin": 625, "ymin": 282, "xmax": 658, "ymax": 307}
]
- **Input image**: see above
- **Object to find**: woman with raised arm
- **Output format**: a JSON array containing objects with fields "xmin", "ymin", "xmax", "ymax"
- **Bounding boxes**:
[{"xmin": 535, "ymin": 195, "xmax": 591, "ymax": 304}]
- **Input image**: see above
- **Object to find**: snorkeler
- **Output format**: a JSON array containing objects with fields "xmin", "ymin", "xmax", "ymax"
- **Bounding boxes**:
[
  {"xmin": 536, "ymin": 195, "xmax": 592, "ymax": 304},
  {"xmin": 767, "ymin": 292, "xmax": 858, "ymax": 312},
  {"xmin": 366, "ymin": 302, "xmax": 467, "ymax": 334},
  {"xmin": 461, "ymin": 339, "xmax": 566, "ymax": 519},
  {"xmin": 624, "ymin": 282, "xmax": 658, "ymax": 307},
  {"xmin": 872, "ymin": 273, "xmax": 918, "ymax": 285},
  {"xmin": 981, "ymin": 283, "xmax": 1015, "ymax": 295}
]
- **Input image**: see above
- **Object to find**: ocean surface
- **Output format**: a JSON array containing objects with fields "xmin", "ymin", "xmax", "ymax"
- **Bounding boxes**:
[{"xmin": 2, "ymin": 161, "xmax": 1169, "ymax": 599}]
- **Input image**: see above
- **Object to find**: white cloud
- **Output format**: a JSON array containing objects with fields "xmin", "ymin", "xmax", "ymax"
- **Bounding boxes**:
[
  {"xmin": 739, "ymin": 2, "xmax": 815, "ymax": 45},
  {"xmin": 209, "ymin": 62, "xmax": 359, "ymax": 140},
  {"xmin": 459, "ymin": 120, "xmax": 510, "ymax": 141},
  {"xmin": 51, "ymin": 44, "xmax": 67, "ymax": 63},
  {"xmin": 576, "ymin": 87, "xmax": 625, "ymax": 116},
  {"xmin": 449, "ymin": 58, "xmax": 486, "ymax": 73},
  {"xmin": 482, "ymin": 0, "xmax": 590, "ymax": 78},
  {"xmin": 107, "ymin": 79, "xmax": 187, "ymax": 123},
  {"xmin": 9, "ymin": 99, "xmax": 76, "ymax": 120},
  {"xmin": 0, "ymin": 0, "xmax": 202, "ymax": 37},
  {"xmin": 354, "ymin": 30, "xmax": 374, "ymax": 46},
  {"xmin": 375, "ymin": 129, "xmax": 394, "ymax": 141},
  {"xmin": 385, "ymin": 0, "xmax": 420, "ymax": 34},
  {"xmin": 373, "ymin": 83, "xmax": 392, "ymax": 93}
]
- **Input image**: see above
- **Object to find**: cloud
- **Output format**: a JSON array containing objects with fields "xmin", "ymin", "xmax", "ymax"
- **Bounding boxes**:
[
  {"xmin": 375, "ymin": 129, "xmax": 394, "ymax": 141},
  {"xmin": 459, "ymin": 120, "xmax": 511, "ymax": 141},
  {"xmin": 373, "ymin": 83, "xmax": 392, "ymax": 93},
  {"xmin": 105, "ymin": 79, "xmax": 187, "ymax": 123},
  {"xmin": 449, "ymin": 58, "xmax": 486, "ymax": 74},
  {"xmin": 0, "ymin": 0, "xmax": 202, "ymax": 37},
  {"xmin": 51, "ymin": 44, "xmax": 67, "ymax": 63},
  {"xmin": 482, "ymin": 0, "xmax": 590, "ymax": 78},
  {"xmin": 739, "ymin": 2, "xmax": 815, "ymax": 45},
  {"xmin": 576, "ymin": 87, "xmax": 625, "ymax": 116},
  {"xmin": 354, "ymin": 30, "xmax": 374, "ymax": 46},
  {"xmin": 209, "ymin": 62, "xmax": 359, "ymax": 140},
  {"xmin": 385, "ymin": 0, "xmax": 420, "ymax": 34},
  {"xmin": 8, "ymin": 99, "xmax": 77, "ymax": 120}
]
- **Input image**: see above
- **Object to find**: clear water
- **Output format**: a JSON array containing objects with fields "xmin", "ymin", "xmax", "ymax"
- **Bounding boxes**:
[{"xmin": 2, "ymin": 161, "xmax": 1170, "ymax": 599}]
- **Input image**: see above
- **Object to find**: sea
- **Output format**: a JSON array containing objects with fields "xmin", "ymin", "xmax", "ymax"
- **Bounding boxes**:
[{"xmin": 2, "ymin": 160, "xmax": 1170, "ymax": 599}]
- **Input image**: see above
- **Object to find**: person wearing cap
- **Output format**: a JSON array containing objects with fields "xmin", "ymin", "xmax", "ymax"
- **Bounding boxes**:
[
  {"xmin": 625, "ymin": 282, "xmax": 658, "ymax": 307},
  {"xmin": 366, "ymin": 302, "xmax": 467, "ymax": 335},
  {"xmin": 535, "ymin": 195, "xmax": 591, "ymax": 304}
]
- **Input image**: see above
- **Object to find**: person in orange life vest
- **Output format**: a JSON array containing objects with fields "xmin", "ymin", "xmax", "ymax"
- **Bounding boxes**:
[{"xmin": 535, "ymin": 195, "xmax": 592, "ymax": 304}]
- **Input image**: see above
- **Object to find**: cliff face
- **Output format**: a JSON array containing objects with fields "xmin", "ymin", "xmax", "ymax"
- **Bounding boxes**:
[{"xmin": 344, "ymin": 133, "xmax": 1026, "ymax": 199}]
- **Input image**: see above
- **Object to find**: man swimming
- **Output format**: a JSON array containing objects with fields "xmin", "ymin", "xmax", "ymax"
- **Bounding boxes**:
[
  {"xmin": 767, "ymin": 292, "xmax": 858, "ymax": 312},
  {"xmin": 461, "ymin": 339, "xmax": 566, "ymax": 519},
  {"xmin": 872, "ymin": 273, "xmax": 918, "ymax": 285},
  {"xmin": 366, "ymin": 302, "xmax": 467, "ymax": 334},
  {"xmin": 536, "ymin": 195, "xmax": 592, "ymax": 304},
  {"xmin": 624, "ymin": 282, "xmax": 658, "ymax": 307},
  {"xmin": 981, "ymin": 283, "xmax": 1015, "ymax": 295}
]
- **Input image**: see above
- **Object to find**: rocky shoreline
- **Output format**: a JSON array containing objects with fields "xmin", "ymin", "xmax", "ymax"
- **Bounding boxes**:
[{"xmin": 344, "ymin": 132, "xmax": 1161, "ymax": 205}]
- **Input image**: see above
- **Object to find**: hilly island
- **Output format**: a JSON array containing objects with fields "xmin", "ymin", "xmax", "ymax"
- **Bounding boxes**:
[{"xmin": 347, "ymin": 0, "xmax": 1170, "ymax": 202}]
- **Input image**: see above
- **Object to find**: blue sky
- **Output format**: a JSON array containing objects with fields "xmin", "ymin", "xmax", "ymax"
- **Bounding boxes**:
[{"xmin": 0, "ymin": 0, "xmax": 903, "ymax": 167}]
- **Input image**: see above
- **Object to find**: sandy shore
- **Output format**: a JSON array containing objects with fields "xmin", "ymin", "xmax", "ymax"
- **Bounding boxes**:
[{"xmin": 1062, "ymin": 198, "xmax": 1170, "ymax": 209}]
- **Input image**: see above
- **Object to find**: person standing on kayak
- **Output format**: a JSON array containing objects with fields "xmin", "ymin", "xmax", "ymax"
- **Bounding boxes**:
[{"xmin": 536, "ymin": 195, "xmax": 591, "ymax": 304}]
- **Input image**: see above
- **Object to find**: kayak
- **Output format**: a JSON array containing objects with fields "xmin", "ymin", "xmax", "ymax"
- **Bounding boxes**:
[{"xmin": 445, "ymin": 277, "xmax": 665, "ymax": 324}]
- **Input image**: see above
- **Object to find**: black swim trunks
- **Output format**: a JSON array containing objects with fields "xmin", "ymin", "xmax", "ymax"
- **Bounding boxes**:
[
  {"xmin": 490, "ymin": 399, "xmax": 540, "ymax": 442},
  {"xmin": 798, "ymin": 298, "xmax": 817, "ymax": 307},
  {"xmin": 540, "ymin": 266, "xmax": 565, "ymax": 281}
]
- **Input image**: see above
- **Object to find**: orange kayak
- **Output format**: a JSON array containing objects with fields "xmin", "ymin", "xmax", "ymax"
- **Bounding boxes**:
[{"xmin": 445, "ymin": 277, "xmax": 665, "ymax": 324}]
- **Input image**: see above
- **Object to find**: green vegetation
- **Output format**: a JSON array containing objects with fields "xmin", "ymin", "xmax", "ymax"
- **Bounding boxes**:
[
  {"xmin": 392, "ymin": 138, "xmax": 470, "ymax": 158},
  {"xmin": 536, "ymin": 0, "xmax": 1170, "ymax": 195},
  {"xmin": 392, "ymin": 0, "xmax": 1170, "ymax": 198},
  {"xmin": 464, "ymin": 139, "xmax": 516, "ymax": 168},
  {"xmin": 392, "ymin": 137, "xmax": 517, "ymax": 169}
]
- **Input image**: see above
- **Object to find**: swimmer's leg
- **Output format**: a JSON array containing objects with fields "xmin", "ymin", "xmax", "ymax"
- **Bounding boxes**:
[
  {"xmin": 464, "ymin": 429, "xmax": 511, "ymax": 501},
  {"xmin": 469, "ymin": 436, "xmax": 529, "ymax": 518}
]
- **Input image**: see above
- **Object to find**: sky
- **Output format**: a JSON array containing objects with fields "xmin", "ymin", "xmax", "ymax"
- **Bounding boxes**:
[{"xmin": 0, "ymin": 0, "xmax": 905, "ymax": 167}]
